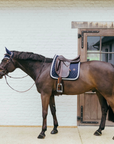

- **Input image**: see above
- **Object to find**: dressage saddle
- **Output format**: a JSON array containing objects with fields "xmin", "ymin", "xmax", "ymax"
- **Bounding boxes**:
[{"xmin": 55, "ymin": 55, "xmax": 80, "ymax": 93}]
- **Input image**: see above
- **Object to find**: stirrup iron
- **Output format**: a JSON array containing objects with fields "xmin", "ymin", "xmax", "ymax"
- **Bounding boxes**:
[{"xmin": 57, "ymin": 83, "xmax": 63, "ymax": 93}]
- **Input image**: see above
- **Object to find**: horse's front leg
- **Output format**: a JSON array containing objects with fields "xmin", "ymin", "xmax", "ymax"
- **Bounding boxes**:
[
  {"xmin": 49, "ymin": 95, "xmax": 58, "ymax": 134},
  {"xmin": 38, "ymin": 93, "xmax": 50, "ymax": 139},
  {"xmin": 94, "ymin": 92, "xmax": 108, "ymax": 136}
]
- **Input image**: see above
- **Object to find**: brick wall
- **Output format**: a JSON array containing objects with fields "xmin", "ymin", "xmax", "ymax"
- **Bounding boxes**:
[{"xmin": 0, "ymin": 0, "xmax": 114, "ymax": 126}]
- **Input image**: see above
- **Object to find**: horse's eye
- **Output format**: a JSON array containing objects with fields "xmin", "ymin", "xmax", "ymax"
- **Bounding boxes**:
[{"xmin": 2, "ymin": 59, "xmax": 9, "ymax": 63}]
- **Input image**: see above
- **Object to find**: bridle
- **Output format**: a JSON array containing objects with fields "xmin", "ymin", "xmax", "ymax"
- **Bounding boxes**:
[
  {"xmin": 1, "ymin": 56, "xmax": 14, "ymax": 75},
  {"xmin": 2, "ymin": 54, "xmax": 46, "ymax": 93}
]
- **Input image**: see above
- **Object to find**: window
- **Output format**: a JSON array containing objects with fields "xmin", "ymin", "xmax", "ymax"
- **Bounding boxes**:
[{"xmin": 87, "ymin": 36, "xmax": 114, "ymax": 65}]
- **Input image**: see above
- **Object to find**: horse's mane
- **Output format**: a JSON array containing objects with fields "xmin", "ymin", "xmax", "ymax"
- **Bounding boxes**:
[{"xmin": 12, "ymin": 51, "xmax": 53, "ymax": 63}]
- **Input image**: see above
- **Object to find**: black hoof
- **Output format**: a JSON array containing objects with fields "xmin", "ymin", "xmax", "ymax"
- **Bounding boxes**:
[
  {"xmin": 94, "ymin": 130, "xmax": 102, "ymax": 136},
  {"xmin": 37, "ymin": 133, "xmax": 45, "ymax": 139},
  {"xmin": 51, "ymin": 129, "xmax": 58, "ymax": 134},
  {"xmin": 112, "ymin": 136, "xmax": 114, "ymax": 140}
]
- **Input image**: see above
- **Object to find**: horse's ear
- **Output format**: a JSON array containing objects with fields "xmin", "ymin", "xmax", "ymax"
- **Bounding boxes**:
[
  {"xmin": 5, "ymin": 47, "xmax": 13, "ymax": 58},
  {"xmin": 5, "ymin": 47, "xmax": 12, "ymax": 55}
]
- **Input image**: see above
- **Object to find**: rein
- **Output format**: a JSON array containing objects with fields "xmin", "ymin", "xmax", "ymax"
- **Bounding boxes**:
[
  {"xmin": 5, "ymin": 75, "xmax": 35, "ymax": 93},
  {"xmin": 4, "ymin": 59, "xmax": 46, "ymax": 93},
  {"xmin": 7, "ymin": 74, "xmax": 28, "ymax": 79}
]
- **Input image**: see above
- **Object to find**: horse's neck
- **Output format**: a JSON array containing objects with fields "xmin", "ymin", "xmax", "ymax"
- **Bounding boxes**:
[{"xmin": 16, "ymin": 59, "xmax": 42, "ymax": 81}]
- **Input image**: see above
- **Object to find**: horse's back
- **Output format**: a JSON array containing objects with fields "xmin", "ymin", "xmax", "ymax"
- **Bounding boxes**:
[
  {"xmin": 88, "ymin": 61, "xmax": 114, "ymax": 80},
  {"xmin": 89, "ymin": 60, "xmax": 114, "ymax": 72}
]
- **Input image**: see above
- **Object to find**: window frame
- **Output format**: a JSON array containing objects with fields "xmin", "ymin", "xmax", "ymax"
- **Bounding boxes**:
[{"xmin": 78, "ymin": 28, "xmax": 114, "ymax": 63}]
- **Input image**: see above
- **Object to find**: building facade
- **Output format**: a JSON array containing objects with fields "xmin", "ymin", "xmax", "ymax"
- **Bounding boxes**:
[{"xmin": 0, "ymin": 0, "xmax": 114, "ymax": 126}]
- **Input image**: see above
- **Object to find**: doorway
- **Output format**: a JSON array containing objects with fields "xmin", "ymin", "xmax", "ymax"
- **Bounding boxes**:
[{"xmin": 77, "ymin": 28, "xmax": 114, "ymax": 126}]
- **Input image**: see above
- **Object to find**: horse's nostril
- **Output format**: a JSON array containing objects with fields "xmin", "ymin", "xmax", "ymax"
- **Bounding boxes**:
[
  {"xmin": 0, "ymin": 69, "xmax": 3, "ymax": 72},
  {"xmin": 0, "ymin": 67, "xmax": 5, "ymax": 73},
  {"xmin": 0, "ymin": 66, "xmax": 4, "ymax": 71}
]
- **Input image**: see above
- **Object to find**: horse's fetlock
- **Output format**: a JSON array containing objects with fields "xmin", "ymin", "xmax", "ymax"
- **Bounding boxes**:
[
  {"xmin": 42, "ymin": 126, "xmax": 47, "ymax": 132},
  {"xmin": 101, "ymin": 127, "xmax": 104, "ymax": 130},
  {"xmin": 54, "ymin": 123, "xmax": 58, "ymax": 129}
]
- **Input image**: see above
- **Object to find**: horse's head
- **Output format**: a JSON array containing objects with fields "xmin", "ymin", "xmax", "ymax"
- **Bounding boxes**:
[{"xmin": 0, "ymin": 48, "xmax": 16, "ymax": 79}]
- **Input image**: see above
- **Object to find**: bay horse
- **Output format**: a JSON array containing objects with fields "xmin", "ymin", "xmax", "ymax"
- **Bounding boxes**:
[{"xmin": 0, "ymin": 48, "xmax": 114, "ymax": 139}]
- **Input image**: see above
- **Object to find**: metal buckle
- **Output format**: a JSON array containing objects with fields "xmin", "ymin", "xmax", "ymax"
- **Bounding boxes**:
[{"xmin": 57, "ymin": 83, "xmax": 63, "ymax": 93}]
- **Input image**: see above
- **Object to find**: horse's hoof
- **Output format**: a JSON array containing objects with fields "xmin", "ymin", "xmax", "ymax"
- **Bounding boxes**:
[
  {"xmin": 51, "ymin": 129, "xmax": 58, "ymax": 134},
  {"xmin": 112, "ymin": 136, "xmax": 114, "ymax": 140},
  {"xmin": 37, "ymin": 133, "xmax": 45, "ymax": 139},
  {"xmin": 94, "ymin": 130, "xmax": 102, "ymax": 136}
]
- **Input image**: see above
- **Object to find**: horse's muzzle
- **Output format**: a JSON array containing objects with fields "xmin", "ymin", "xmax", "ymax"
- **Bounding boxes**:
[{"xmin": 0, "ymin": 66, "xmax": 6, "ymax": 79}]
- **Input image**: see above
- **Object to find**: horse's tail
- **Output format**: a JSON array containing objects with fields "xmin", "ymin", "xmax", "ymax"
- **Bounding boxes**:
[{"xmin": 108, "ymin": 105, "xmax": 114, "ymax": 122}]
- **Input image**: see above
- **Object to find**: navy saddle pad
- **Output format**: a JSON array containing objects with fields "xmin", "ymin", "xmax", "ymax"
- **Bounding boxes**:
[{"xmin": 50, "ymin": 55, "xmax": 80, "ymax": 80}]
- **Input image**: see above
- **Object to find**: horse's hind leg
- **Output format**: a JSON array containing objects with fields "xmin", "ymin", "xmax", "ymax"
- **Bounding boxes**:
[
  {"xmin": 49, "ymin": 95, "xmax": 58, "ymax": 134},
  {"xmin": 94, "ymin": 91, "xmax": 108, "ymax": 136},
  {"xmin": 107, "ymin": 97, "xmax": 114, "ymax": 140}
]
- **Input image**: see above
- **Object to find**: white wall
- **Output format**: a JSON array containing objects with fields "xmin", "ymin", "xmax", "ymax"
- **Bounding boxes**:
[{"xmin": 0, "ymin": 0, "xmax": 114, "ymax": 126}]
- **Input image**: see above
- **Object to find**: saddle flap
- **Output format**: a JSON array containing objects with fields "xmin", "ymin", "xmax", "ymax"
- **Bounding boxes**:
[
  {"xmin": 60, "ymin": 61, "xmax": 70, "ymax": 77},
  {"xmin": 55, "ymin": 56, "xmax": 70, "ymax": 78}
]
